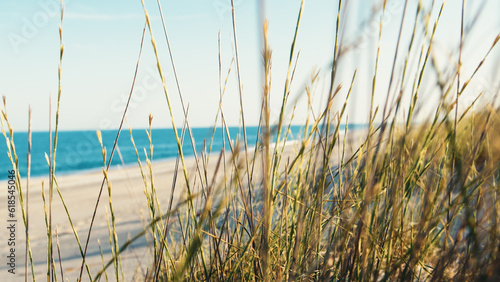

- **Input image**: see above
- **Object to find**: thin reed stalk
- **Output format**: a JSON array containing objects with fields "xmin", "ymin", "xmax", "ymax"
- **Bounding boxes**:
[{"xmin": 78, "ymin": 21, "xmax": 147, "ymax": 282}]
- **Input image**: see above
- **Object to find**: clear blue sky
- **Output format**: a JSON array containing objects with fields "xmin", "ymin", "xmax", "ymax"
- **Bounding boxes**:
[{"xmin": 1, "ymin": 0, "xmax": 499, "ymax": 131}]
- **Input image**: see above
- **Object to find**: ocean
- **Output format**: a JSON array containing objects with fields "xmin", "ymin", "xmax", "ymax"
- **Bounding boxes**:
[{"xmin": 1, "ymin": 124, "xmax": 366, "ymax": 180}]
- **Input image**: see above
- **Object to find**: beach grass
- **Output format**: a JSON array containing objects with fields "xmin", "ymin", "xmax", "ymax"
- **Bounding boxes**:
[{"xmin": 2, "ymin": 0, "xmax": 500, "ymax": 281}]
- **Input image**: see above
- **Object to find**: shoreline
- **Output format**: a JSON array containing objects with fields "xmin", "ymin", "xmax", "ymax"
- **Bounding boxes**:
[
  {"xmin": 0, "ymin": 127, "xmax": 371, "ymax": 198},
  {"xmin": 0, "ymin": 138, "xmax": 307, "ymax": 195},
  {"xmin": 0, "ymin": 124, "xmax": 368, "ymax": 182},
  {"xmin": 0, "ymin": 129, "xmax": 367, "ymax": 280}
]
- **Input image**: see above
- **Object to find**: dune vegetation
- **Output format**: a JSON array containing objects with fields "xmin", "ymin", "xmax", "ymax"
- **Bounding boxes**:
[{"xmin": 2, "ymin": 0, "xmax": 500, "ymax": 281}]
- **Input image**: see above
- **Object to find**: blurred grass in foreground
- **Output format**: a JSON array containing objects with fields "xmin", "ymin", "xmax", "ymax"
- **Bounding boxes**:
[{"xmin": 2, "ymin": 0, "xmax": 500, "ymax": 281}]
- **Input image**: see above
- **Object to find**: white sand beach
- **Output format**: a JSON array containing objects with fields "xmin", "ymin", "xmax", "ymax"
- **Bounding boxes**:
[{"xmin": 0, "ymin": 130, "xmax": 367, "ymax": 281}]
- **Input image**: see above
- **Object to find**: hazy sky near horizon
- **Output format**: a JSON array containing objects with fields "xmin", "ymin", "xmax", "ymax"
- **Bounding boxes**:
[{"xmin": 0, "ymin": 0, "xmax": 499, "ymax": 131}]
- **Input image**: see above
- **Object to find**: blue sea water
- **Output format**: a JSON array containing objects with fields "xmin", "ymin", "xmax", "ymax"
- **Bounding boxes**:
[{"xmin": 0, "ymin": 124, "xmax": 366, "ymax": 180}]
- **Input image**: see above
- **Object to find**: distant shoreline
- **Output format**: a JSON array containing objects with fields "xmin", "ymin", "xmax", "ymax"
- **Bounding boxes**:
[
  {"xmin": 0, "ymin": 126, "xmax": 369, "ymax": 194},
  {"xmin": 0, "ymin": 124, "xmax": 368, "ymax": 180}
]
